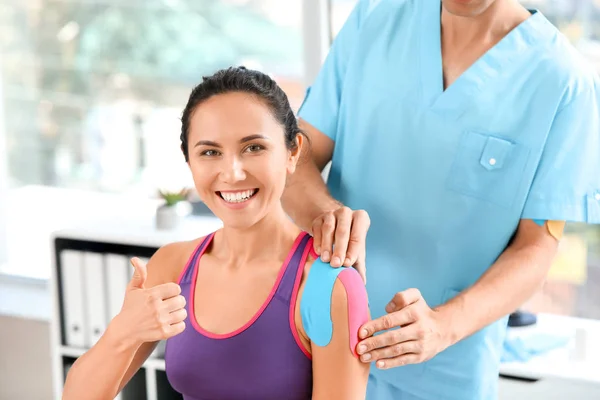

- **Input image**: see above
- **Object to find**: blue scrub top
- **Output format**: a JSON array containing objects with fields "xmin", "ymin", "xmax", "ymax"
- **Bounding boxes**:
[{"xmin": 298, "ymin": 0, "xmax": 600, "ymax": 399}]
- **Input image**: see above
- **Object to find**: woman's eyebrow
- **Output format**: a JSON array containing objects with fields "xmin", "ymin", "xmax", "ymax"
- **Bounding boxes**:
[
  {"xmin": 194, "ymin": 140, "xmax": 221, "ymax": 148},
  {"xmin": 240, "ymin": 134, "xmax": 270, "ymax": 143},
  {"xmin": 194, "ymin": 134, "xmax": 270, "ymax": 148}
]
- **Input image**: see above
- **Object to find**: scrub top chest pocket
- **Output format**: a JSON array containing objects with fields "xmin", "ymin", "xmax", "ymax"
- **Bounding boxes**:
[{"xmin": 447, "ymin": 131, "xmax": 531, "ymax": 208}]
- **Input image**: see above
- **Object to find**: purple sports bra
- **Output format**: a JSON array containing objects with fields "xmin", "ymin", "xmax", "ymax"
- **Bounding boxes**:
[{"xmin": 165, "ymin": 231, "xmax": 313, "ymax": 400}]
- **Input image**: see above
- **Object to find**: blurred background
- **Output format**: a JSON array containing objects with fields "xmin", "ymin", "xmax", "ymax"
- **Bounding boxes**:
[{"xmin": 1, "ymin": 0, "xmax": 600, "ymax": 399}]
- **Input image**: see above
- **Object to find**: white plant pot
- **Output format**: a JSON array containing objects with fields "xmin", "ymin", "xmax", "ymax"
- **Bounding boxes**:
[{"xmin": 155, "ymin": 204, "xmax": 180, "ymax": 230}]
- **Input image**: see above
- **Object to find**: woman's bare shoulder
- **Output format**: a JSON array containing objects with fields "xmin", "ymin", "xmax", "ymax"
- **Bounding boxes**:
[
  {"xmin": 146, "ymin": 237, "xmax": 206, "ymax": 286},
  {"xmin": 300, "ymin": 239, "xmax": 318, "ymax": 280}
]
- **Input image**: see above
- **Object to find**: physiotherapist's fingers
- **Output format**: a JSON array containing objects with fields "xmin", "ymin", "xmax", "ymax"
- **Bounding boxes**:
[
  {"xmin": 359, "ymin": 306, "xmax": 418, "ymax": 339},
  {"xmin": 128, "ymin": 258, "xmax": 147, "ymax": 290},
  {"xmin": 360, "ymin": 340, "xmax": 421, "ymax": 364},
  {"xmin": 331, "ymin": 207, "xmax": 353, "ymax": 267},
  {"xmin": 319, "ymin": 212, "xmax": 336, "ymax": 263},
  {"xmin": 357, "ymin": 324, "xmax": 421, "ymax": 357},
  {"xmin": 343, "ymin": 210, "xmax": 370, "ymax": 267},
  {"xmin": 376, "ymin": 353, "xmax": 421, "ymax": 369},
  {"xmin": 356, "ymin": 328, "xmax": 401, "ymax": 357},
  {"xmin": 311, "ymin": 216, "xmax": 324, "ymax": 255},
  {"xmin": 358, "ymin": 324, "xmax": 419, "ymax": 355},
  {"xmin": 343, "ymin": 237, "xmax": 361, "ymax": 268},
  {"xmin": 386, "ymin": 288, "xmax": 422, "ymax": 313}
]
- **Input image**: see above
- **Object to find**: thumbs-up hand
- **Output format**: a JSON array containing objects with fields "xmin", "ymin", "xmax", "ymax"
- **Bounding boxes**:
[
  {"xmin": 128, "ymin": 257, "xmax": 148, "ymax": 290},
  {"xmin": 111, "ymin": 258, "xmax": 187, "ymax": 347}
]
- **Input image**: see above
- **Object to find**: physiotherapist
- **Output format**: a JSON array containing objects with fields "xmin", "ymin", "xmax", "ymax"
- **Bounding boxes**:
[{"xmin": 281, "ymin": 0, "xmax": 600, "ymax": 399}]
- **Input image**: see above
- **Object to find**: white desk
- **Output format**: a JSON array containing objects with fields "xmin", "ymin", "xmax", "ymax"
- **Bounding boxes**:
[{"xmin": 499, "ymin": 313, "xmax": 600, "ymax": 399}]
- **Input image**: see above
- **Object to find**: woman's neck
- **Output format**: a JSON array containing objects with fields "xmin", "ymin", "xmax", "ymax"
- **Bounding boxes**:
[{"xmin": 212, "ymin": 204, "xmax": 302, "ymax": 268}]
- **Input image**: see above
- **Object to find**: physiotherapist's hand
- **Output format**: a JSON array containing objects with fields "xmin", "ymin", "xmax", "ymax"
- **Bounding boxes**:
[
  {"xmin": 312, "ymin": 206, "xmax": 370, "ymax": 283},
  {"xmin": 356, "ymin": 288, "xmax": 451, "ymax": 369},
  {"xmin": 110, "ymin": 258, "xmax": 187, "ymax": 348}
]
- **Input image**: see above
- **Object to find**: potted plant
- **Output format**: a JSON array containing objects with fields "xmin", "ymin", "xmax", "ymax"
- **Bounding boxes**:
[{"xmin": 156, "ymin": 188, "xmax": 189, "ymax": 230}]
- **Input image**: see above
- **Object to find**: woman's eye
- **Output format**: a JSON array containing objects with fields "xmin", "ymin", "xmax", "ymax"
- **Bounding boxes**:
[
  {"xmin": 245, "ymin": 144, "xmax": 264, "ymax": 153},
  {"xmin": 201, "ymin": 149, "xmax": 220, "ymax": 157}
]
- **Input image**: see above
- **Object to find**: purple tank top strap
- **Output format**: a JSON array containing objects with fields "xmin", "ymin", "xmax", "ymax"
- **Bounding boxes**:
[
  {"xmin": 178, "ymin": 233, "xmax": 214, "ymax": 285},
  {"xmin": 274, "ymin": 232, "xmax": 313, "ymax": 303}
]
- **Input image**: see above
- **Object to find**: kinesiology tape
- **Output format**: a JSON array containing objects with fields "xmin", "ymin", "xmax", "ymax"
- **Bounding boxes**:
[{"xmin": 301, "ymin": 257, "xmax": 369, "ymax": 357}]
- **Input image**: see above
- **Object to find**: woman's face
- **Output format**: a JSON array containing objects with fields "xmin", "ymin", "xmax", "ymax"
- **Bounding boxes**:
[{"xmin": 186, "ymin": 92, "xmax": 301, "ymax": 229}]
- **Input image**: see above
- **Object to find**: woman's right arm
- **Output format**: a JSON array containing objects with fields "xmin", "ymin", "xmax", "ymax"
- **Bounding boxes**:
[
  {"xmin": 304, "ymin": 264, "xmax": 371, "ymax": 400},
  {"xmin": 62, "ymin": 244, "xmax": 188, "ymax": 400}
]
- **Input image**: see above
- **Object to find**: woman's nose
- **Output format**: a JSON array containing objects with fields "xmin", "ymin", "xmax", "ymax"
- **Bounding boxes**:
[{"xmin": 220, "ymin": 156, "xmax": 247, "ymax": 183}]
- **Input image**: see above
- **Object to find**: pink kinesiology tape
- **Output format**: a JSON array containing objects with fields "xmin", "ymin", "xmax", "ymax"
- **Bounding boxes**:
[{"xmin": 338, "ymin": 268, "xmax": 369, "ymax": 357}]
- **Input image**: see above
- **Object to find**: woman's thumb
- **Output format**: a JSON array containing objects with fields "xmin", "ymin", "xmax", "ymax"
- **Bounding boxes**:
[{"xmin": 128, "ymin": 257, "xmax": 147, "ymax": 289}]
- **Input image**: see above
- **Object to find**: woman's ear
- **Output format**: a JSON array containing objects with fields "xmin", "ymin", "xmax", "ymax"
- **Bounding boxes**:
[{"xmin": 287, "ymin": 134, "xmax": 303, "ymax": 174}]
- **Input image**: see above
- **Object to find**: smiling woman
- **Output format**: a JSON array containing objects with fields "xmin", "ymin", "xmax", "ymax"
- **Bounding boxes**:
[{"xmin": 60, "ymin": 66, "xmax": 370, "ymax": 400}]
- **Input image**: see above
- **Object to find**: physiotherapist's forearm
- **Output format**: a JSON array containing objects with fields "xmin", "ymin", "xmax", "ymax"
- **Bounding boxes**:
[
  {"xmin": 438, "ymin": 243, "xmax": 555, "ymax": 345},
  {"xmin": 282, "ymin": 159, "xmax": 341, "ymax": 233}
]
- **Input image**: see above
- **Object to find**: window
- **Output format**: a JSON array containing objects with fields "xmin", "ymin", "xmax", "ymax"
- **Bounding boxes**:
[{"xmin": 0, "ymin": 0, "xmax": 305, "ymax": 194}]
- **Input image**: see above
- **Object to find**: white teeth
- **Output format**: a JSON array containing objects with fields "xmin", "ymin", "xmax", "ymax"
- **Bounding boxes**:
[{"xmin": 221, "ymin": 189, "xmax": 256, "ymax": 203}]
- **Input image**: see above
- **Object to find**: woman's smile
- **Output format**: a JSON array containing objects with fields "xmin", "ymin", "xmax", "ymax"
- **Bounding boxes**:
[{"xmin": 217, "ymin": 188, "xmax": 259, "ymax": 209}]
